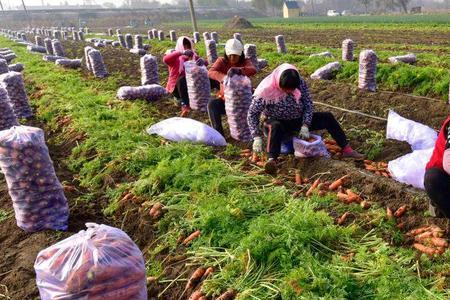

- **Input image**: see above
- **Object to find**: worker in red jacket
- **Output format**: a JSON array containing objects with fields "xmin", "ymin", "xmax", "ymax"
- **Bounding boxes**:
[
  {"xmin": 425, "ymin": 116, "xmax": 450, "ymax": 218},
  {"xmin": 208, "ymin": 38, "xmax": 257, "ymax": 136},
  {"xmin": 163, "ymin": 36, "xmax": 207, "ymax": 117}
]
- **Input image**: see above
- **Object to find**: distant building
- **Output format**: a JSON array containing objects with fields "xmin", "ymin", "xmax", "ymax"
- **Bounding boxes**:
[{"xmin": 283, "ymin": 1, "xmax": 302, "ymax": 18}]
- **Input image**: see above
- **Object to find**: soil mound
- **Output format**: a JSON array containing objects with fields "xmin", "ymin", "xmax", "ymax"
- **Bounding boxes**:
[{"xmin": 224, "ymin": 16, "xmax": 254, "ymax": 29}]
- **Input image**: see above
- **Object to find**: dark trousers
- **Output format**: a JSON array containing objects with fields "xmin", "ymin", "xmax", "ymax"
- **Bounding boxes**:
[
  {"xmin": 173, "ymin": 77, "xmax": 221, "ymax": 107},
  {"xmin": 264, "ymin": 112, "xmax": 348, "ymax": 159},
  {"xmin": 424, "ymin": 168, "xmax": 450, "ymax": 218},
  {"xmin": 172, "ymin": 76, "xmax": 189, "ymax": 106},
  {"xmin": 208, "ymin": 98, "xmax": 226, "ymax": 136}
]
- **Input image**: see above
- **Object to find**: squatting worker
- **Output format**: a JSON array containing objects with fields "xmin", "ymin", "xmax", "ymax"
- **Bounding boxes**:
[
  {"xmin": 424, "ymin": 116, "xmax": 450, "ymax": 219},
  {"xmin": 247, "ymin": 63, "xmax": 364, "ymax": 174},
  {"xmin": 163, "ymin": 36, "xmax": 208, "ymax": 117},
  {"xmin": 207, "ymin": 38, "xmax": 257, "ymax": 136}
]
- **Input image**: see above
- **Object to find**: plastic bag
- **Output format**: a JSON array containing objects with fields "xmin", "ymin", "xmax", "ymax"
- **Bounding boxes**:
[
  {"xmin": 43, "ymin": 55, "xmax": 65, "ymax": 62},
  {"xmin": 140, "ymin": 54, "xmax": 159, "ymax": 85},
  {"xmin": 117, "ymin": 34, "xmax": 126, "ymax": 48},
  {"xmin": 55, "ymin": 59, "xmax": 82, "ymax": 69},
  {"xmin": 310, "ymin": 62, "xmax": 341, "ymax": 80},
  {"xmin": 184, "ymin": 61, "xmax": 211, "ymax": 112},
  {"xmin": 358, "ymin": 50, "xmax": 377, "ymax": 92},
  {"xmin": 117, "ymin": 84, "xmax": 168, "ymax": 101},
  {"xmin": 125, "ymin": 34, "xmax": 133, "ymax": 49},
  {"xmin": 293, "ymin": 135, "xmax": 330, "ymax": 158},
  {"xmin": 0, "ymin": 126, "xmax": 68, "ymax": 232},
  {"xmin": 386, "ymin": 110, "xmax": 437, "ymax": 151},
  {"xmin": 84, "ymin": 46, "xmax": 94, "ymax": 70},
  {"xmin": 88, "ymin": 49, "xmax": 108, "ymax": 79},
  {"xmin": 147, "ymin": 117, "xmax": 227, "ymax": 146},
  {"xmin": 211, "ymin": 32, "xmax": 219, "ymax": 43},
  {"xmin": 44, "ymin": 38, "xmax": 53, "ymax": 55},
  {"xmin": 9, "ymin": 63, "xmax": 24, "ymax": 73},
  {"xmin": 388, "ymin": 148, "xmax": 433, "ymax": 189},
  {"xmin": 0, "ymin": 58, "xmax": 8, "ymax": 74},
  {"xmin": 206, "ymin": 40, "xmax": 218, "ymax": 65},
  {"xmin": 34, "ymin": 223, "xmax": 147, "ymax": 300},
  {"xmin": 0, "ymin": 87, "xmax": 19, "ymax": 130},
  {"xmin": 134, "ymin": 34, "xmax": 143, "ymax": 49},
  {"xmin": 27, "ymin": 45, "xmax": 47, "ymax": 53},
  {"xmin": 275, "ymin": 35, "xmax": 286, "ymax": 54},
  {"xmin": 158, "ymin": 30, "xmax": 165, "ymax": 41},
  {"xmin": 342, "ymin": 39, "xmax": 354, "ymax": 61},
  {"xmin": 0, "ymin": 71, "xmax": 33, "ymax": 119},
  {"xmin": 244, "ymin": 44, "xmax": 259, "ymax": 71},
  {"xmin": 224, "ymin": 75, "xmax": 253, "ymax": 142}
]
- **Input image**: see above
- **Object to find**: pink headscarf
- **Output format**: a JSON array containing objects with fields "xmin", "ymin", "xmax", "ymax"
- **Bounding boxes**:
[
  {"xmin": 253, "ymin": 63, "xmax": 302, "ymax": 104},
  {"xmin": 175, "ymin": 36, "xmax": 196, "ymax": 74}
]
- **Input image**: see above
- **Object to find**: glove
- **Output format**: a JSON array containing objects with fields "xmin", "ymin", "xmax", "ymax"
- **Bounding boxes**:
[
  {"xmin": 196, "ymin": 58, "xmax": 206, "ymax": 66},
  {"xmin": 227, "ymin": 67, "xmax": 242, "ymax": 78},
  {"xmin": 252, "ymin": 137, "xmax": 263, "ymax": 153},
  {"xmin": 298, "ymin": 125, "xmax": 310, "ymax": 140},
  {"xmin": 182, "ymin": 50, "xmax": 194, "ymax": 57}
]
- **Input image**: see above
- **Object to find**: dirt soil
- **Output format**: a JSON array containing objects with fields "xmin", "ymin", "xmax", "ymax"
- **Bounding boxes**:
[{"xmin": 223, "ymin": 16, "xmax": 254, "ymax": 29}]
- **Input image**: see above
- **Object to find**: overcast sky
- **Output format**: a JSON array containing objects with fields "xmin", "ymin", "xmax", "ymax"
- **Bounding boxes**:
[{"xmin": 4, "ymin": 0, "xmax": 174, "ymax": 8}]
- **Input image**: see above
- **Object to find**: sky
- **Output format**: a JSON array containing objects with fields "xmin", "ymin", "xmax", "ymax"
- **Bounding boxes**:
[{"xmin": 3, "ymin": 0, "xmax": 174, "ymax": 8}]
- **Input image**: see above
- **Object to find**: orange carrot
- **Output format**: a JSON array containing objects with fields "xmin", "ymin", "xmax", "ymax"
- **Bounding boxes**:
[
  {"xmin": 251, "ymin": 153, "xmax": 259, "ymax": 163},
  {"xmin": 365, "ymin": 165, "xmax": 378, "ymax": 171},
  {"xmin": 121, "ymin": 192, "xmax": 134, "ymax": 202},
  {"xmin": 338, "ymin": 212, "xmax": 350, "ymax": 225},
  {"xmin": 407, "ymin": 226, "xmax": 430, "ymax": 237},
  {"xmin": 202, "ymin": 267, "xmax": 214, "ymax": 279},
  {"xmin": 413, "ymin": 243, "xmax": 437, "ymax": 256},
  {"xmin": 147, "ymin": 276, "xmax": 157, "ymax": 285},
  {"xmin": 149, "ymin": 203, "xmax": 164, "ymax": 219},
  {"xmin": 329, "ymin": 175, "xmax": 349, "ymax": 191},
  {"xmin": 337, "ymin": 192, "xmax": 349, "ymax": 203},
  {"xmin": 396, "ymin": 222, "xmax": 405, "ymax": 229},
  {"xmin": 393, "ymin": 205, "xmax": 407, "ymax": 218},
  {"xmin": 183, "ymin": 230, "xmax": 201, "ymax": 245},
  {"xmin": 176, "ymin": 235, "xmax": 185, "ymax": 245},
  {"xmin": 63, "ymin": 185, "xmax": 77, "ymax": 193},
  {"xmin": 216, "ymin": 289, "xmax": 237, "ymax": 300},
  {"xmin": 295, "ymin": 170, "xmax": 302, "ymax": 185},
  {"xmin": 306, "ymin": 179, "xmax": 321, "ymax": 197},
  {"xmin": 431, "ymin": 237, "xmax": 448, "ymax": 248},
  {"xmin": 360, "ymin": 200, "xmax": 371, "ymax": 209},
  {"xmin": 386, "ymin": 207, "xmax": 394, "ymax": 219},
  {"xmin": 185, "ymin": 267, "xmax": 206, "ymax": 291},
  {"xmin": 325, "ymin": 139, "xmax": 337, "ymax": 145},
  {"xmin": 188, "ymin": 291, "xmax": 205, "ymax": 300},
  {"xmin": 272, "ymin": 179, "xmax": 283, "ymax": 186},
  {"xmin": 415, "ymin": 231, "xmax": 434, "ymax": 241},
  {"xmin": 346, "ymin": 189, "xmax": 361, "ymax": 203}
]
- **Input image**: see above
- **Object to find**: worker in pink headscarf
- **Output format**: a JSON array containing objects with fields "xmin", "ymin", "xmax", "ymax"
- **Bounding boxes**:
[
  {"xmin": 163, "ymin": 36, "xmax": 207, "ymax": 117},
  {"xmin": 247, "ymin": 63, "xmax": 364, "ymax": 174}
]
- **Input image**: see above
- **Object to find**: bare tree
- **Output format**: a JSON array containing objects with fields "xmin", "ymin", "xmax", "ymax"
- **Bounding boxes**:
[
  {"xmin": 395, "ymin": 0, "xmax": 411, "ymax": 12},
  {"xmin": 358, "ymin": 0, "xmax": 372, "ymax": 13}
]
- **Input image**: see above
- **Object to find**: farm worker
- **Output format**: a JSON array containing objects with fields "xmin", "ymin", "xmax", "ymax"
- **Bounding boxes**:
[
  {"xmin": 247, "ymin": 63, "xmax": 364, "ymax": 174},
  {"xmin": 424, "ymin": 116, "xmax": 450, "ymax": 218},
  {"xmin": 163, "ymin": 36, "xmax": 207, "ymax": 117},
  {"xmin": 207, "ymin": 38, "xmax": 257, "ymax": 136}
]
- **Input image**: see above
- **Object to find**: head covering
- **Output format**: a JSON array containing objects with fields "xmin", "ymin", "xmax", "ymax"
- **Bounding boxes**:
[
  {"xmin": 253, "ymin": 63, "xmax": 302, "ymax": 104},
  {"xmin": 174, "ymin": 36, "xmax": 196, "ymax": 74},
  {"xmin": 175, "ymin": 36, "xmax": 194, "ymax": 53},
  {"xmin": 225, "ymin": 39, "xmax": 244, "ymax": 56}
]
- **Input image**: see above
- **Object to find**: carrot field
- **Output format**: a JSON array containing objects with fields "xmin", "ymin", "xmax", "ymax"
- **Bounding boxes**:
[{"xmin": 0, "ymin": 15, "xmax": 450, "ymax": 299}]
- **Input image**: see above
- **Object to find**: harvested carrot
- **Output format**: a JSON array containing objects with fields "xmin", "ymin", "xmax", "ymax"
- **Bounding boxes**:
[
  {"xmin": 295, "ymin": 170, "xmax": 302, "ymax": 185},
  {"xmin": 149, "ymin": 203, "xmax": 164, "ymax": 219},
  {"xmin": 346, "ymin": 189, "xmax": 361, "ymax": 203},
  {"xmin": 407, "ymin": 226, "xmax": 430, "ymax": 237},
  {"xmin": 386, "ymin": 207, "xmax": 394, "ymax": 219},
  {"xmin": 121, "ymin": 192, "xmax": 134, "ymax": 202},
  {"xmin": 198, "ymin": 296, "xmax": 207, "ymax": 300},
  {"xmin": 413, "ymin": 243, "xmax": 437, "ymax": 256},
  {"xmin": 176, "ymin": 235, "xmax": 185, "ymax": 245},
  {"xmin": 272, "ymin": 179, "xmax": 283, "ymax": 186},
  {"xmin": 435, "ymin": 247, "xmax": 446, "ymax": 255},
  {"xmin": 306, "ymin": 179, "xmax": 321, "ymax": 197},
  {"xmin": 63, "ymin": 185, "xmax": 76, "ymax": 193},
  {"xmin": 329, "ymin": 175, "xmax": 349, "ymax": 191},
  {"xmin": 202, "ymin": 267, "xmax": 214, "ymax": 279},
  {"xmin": 337, "ymin": 192, "xmax": 349, "ymax": 203},
  {"xmin": 188, "ymin": 291, "xmax": 205, "ymax": 300},
  {"xmin": 240, "ymin": 152, "xmax": 252, "ymax": 158},
  {"xmin": 216, "ymin": 289, "xmax": 237, "ymax": 300},
  {"xmin": 415, "ymin": 231, "xmax": 434, "ymax": 242},
  {"xmin": 325, "ymin": 139, "xmax": 337, "ymax": 145},
  {"xmin": 185, "ymin": 267, "xmax": 206, "ymax": 291},
  {"xmin": 183, "ymin": 230, "xmax": 201, "ymax": 245},
  {"xmin": 393, "ymin": 205, "xmax": 407, "ymax": 218},
  {"xmin": 338, "ymin": 212, "xmax": 350, "ymax": 225},
  {"xmin": 146, "ymin": 276, "xmax": 157, "ymax": 285},
  {"xmin": 360, "ymin": 200, "xmax": 371, "ymax": 209},
  {"xmin": 251, "ymin": 153, "xmax": 259, "ymax": 163},
  {"xmin": 396, "ymin": 222, "xmax": 405, "ymax": 229},
  {"xmin": 256, "ymin": 161, "xmax": 265, "ymax": 167},
  {"xmin": 431, "ymin": 237, "xmax": 448, "ymax": 248},
  {"xmin": 240, "ymin": 149, "xmax": 251, "ymax": 154}
]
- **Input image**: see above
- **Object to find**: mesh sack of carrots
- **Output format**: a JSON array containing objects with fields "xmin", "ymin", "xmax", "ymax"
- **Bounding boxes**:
[
  {"xmin": 184, "ymin": 61, "xmax": 211, "ymax": 112},
  {"xmin": 293, "ymin": 135, "xmax": 330, "ymax": 158},
  {"xmin": 0, "ymin": 126, "xmax": 69, "ymax": 232},
  {"xmin": 34, "ymin": 223, "xmax": 147, "ymax": 300}
]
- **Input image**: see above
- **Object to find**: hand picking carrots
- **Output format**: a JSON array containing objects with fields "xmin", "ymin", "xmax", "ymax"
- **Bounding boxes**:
[
  {"xmin": 363, "ymin": 160, "xmax": 391, "ymax": 178},
  {"xmin": 183, "ymin": 230, "xmax": 201, "ymax": 245},
  {"xmin": 408, "ymin": 225, "xmax": 448, "ymax": 256}
]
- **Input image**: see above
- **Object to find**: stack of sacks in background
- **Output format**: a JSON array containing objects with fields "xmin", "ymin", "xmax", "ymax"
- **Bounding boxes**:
[
  {"xmin": 34, "ymin": 223, "xmax": 147, "ymax": 299},
  {"xmin": 0, "ymin": 71, "xmax": 33, "ymax": 119},
  {"xmin": 244, "ymin": 44, "xmax": 267, "ymax": 72},
  {"xmin": 0, "ymin": 87, "xmax": 19, "ymax": 131},
  {"xmin": 342, "ymin": 39, "xmax": 354, "ymax": 61},
  {"xmin": 224, "ymin": 75, "xmax": 253, "ymax": 141},
  {"xmin": 275, "ymin": 35, "xmax": 287, "ymax": 54},
  {"xmin": 205, "ymin": 40, "xmax": 218, "ymax": 64},
  {"xmin": 184, "ymin": 61, "xmax": 211, "ymax": 111},
  {"xmin": 0, "ymin": 126, "xmax": 69, "ymax": 232},
  {"xmin": 358, "ymin": 50, "xmax": 377, "ymax": 92}
]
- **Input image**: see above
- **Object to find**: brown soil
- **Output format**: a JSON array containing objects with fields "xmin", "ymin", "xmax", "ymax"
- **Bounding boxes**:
[{"xmin": 223, "ymin": 16, "xmax": 254, "ymax": 29}]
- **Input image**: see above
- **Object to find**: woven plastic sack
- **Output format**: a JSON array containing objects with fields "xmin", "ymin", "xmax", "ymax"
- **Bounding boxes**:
[
  {"xmin": 108, "ymin": 28, "xmax": 113, "ymax": 36},
  {"xmin": 386, "ymin": 110, "xmax": 437, "ymax": 151},
  {"xmin": 211, "ymin": 32, "xmax": 219, "ymax": 43},
  {"xmin": 140, "ymin": 54, "xmax": 159, "ymax": 85},
  {"xmin": 44, "ymin": 38, "xmax": 53, "ymax": 55},
  {"xmin": 244, "ymin": 44, "xmax": 259, "ymax": 71},
  {"xmin": 147, "ymin": 117, "xmax": 227, "ymax": 146},
  {"xmin": 388, "ymin": 53, "xmax": 416, "ymax": 64},
  {"xmin": 342, "ymin": 39, "xmax": 354, "ymax": 61},
  {"xmin": 9, "ymin": 63, "xmax": 24, "ymax": 73},
  {"xmin": 193, "ymin": 32, "xmax": 200, "ymax": 43},
  {"xmin": 0, "ymin": 87, "xmax": 19, "ymax": 130},
  {"xmin": 170, "ymin": 30, "xmax": 177, "ymax": 42},
  {"xmin": 358, "ymin": 50, "xmax": 377, "ymax": 92},
  {"xmin": 134, "ymin": 35, "xmax": 143, "ymax": 49},
  {"xmin": 184, "ymin": 61, "xmax": 211, "ymax": 112},
  {"xmin": 275, "ymin": 35, "xmax": 286, "ymax": 54},
  {"xmin": 34, "ymin": 223, "xmax": 147, "ymax": 300},
  {"xmin": 51, "ymin": 39, "xmax": 65, "ymax": 57},
  {"xmin": 158, "ymin": 30, "xmax": 164, "ymax": 41},
  {"xmin": 27, "ymin": 44, "xmax": 47, "ymax": 53},
  {"xmin": 43, "ymin": 55, "xmax": 65, "ymax": 62},
  {"xmin": 88, "ymin": 49, "xmax": 108, "ymax": 78},
  {"xmin": 293, "ymin": 135, "xmax": 330, "ymax": 158},
  {"xmin": 224, "ymin": 75, "xmax": 253, "ymax": 141},
  {"xmin": 117, "ymin": 34, "xmax": 126, "ymax": 48},
  {"xmin": 206, "ymin": 40, "xmax": 218, "ymax": 64},
  {"xmin": 233, "ymin": 33, "xmax": 242, "ymax": 43},
  {"xmin": 148, "ymin": 30, "xmax": 154, "ymax": 40},
  {"xmin": 310, "ymin": 62, "xmax": 341, "ymax": 80},
  {"xmin": 84, "ymin": 47, "xmax": 94, "ymax": 70},
  {"xmin": 0, "ymin": 71, "xmax": 33, "ymax": 119},
  {"xmin": 309, "ymin": 51, "xmax": 333, "ymax": 58},
  {"xmin": 125, "ymin": 34, "xmax": 133, "ymax": 49},
  {"xmin": 0, "ymin": 58, "xmax": 8, "ymax": 74},
  {"xmin": 117, "ymin": 85, "xmax": 168, "ymax": 101},
  {"xmin": 0, "ymin": 126, "xmax": 69, "ymax": 232},
  {"xmin": 55, "ymin": 59, "xmax": 82, "ymax": 69}
]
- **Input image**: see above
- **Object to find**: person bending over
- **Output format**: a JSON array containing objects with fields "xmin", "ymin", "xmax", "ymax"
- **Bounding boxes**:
[
  {"xmin": 163, "ymin": 36, "xmax": 207, "ymax": 117},
  {"xmin": 247, "ymin": 63, "xmax": 364, "ymax": 174},
  {"xmin": 207, "ymin": 38, "xmax": 257, "ymax": 136}
]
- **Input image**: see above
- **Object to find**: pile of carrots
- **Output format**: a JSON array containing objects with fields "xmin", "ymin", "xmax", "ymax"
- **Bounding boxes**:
[
  {"xmin": 407, "ymin": 225, "xmax": 449, "ymax": 256},
  {"xmin": 240, "ymin": 149, "xmax": 267, "ymax": 167},
  {"xmin": 364, "ymin": 160, "xmax": 391, "ymax": 178},
  {"xmin": 185, "ymin": 267, "xmax": 236, "ymax": 300},
  {"xmin": 324, "ymin": 139, "xmax": 342, "ymax": 156}
]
